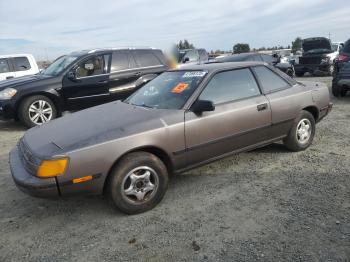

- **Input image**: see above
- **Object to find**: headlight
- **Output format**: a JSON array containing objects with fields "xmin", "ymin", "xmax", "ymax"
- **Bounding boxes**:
[
  {"xmin": 37, "ymin": 157, "xmax": 69, "ymax": 178},
  {"xmin": 0, "ymin": 88, "xmax": 17, "ymax": 100}
]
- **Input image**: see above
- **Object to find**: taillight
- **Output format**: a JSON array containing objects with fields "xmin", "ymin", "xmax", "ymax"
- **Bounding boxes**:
[{"xmin": 338, "ymin": 54, "xmax": 349, "ymax": 62}]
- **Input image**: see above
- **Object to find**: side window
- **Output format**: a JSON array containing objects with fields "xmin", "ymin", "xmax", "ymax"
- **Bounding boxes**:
[
  {"xmin": 14, "ymin": 57, "xmax": 31, "ymax": 71},
  {"xmin": 0, "ymin": 59, "xmax": 11, "ymax": 73},
  {"xmin": 133, "ymin": 50, "xmax": 161, "ymax": 67},
  {"xmin": 76, "ymin": 55, "xmax": 106, "ymax": 78},
  {"xmin": 182, "ymin": 50, "xmax": 199, "ymax": 62},
  {"xmin": 254, "ymin": 55, "xmax": 263, "ymax": 61},
  {"xmin": 253, "ymin": 66, "xmax": 290, "ymax": 93},
  {"xmin": 199, "ymin": 68, "xmax": 261, "ymax": 104},
  {"xmin": 111, "ymin": 51, "xmax": 129, "ymax": 71},
  {"xmin": 199, "ymin": 50, "xmax": 208, "ymax": 61},
  {"xmin": 261, "ymin": 55, "xmax": 274, "ymax": 64}
]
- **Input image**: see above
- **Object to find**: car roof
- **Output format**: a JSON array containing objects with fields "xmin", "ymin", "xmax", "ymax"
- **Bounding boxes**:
[
  {"xmin": 69, "ymin": 47, "xmax": 160, "ymax": 56},
  {"xmin": 172, "ymin": 61, "xmax": 266, "ymax": 72}
]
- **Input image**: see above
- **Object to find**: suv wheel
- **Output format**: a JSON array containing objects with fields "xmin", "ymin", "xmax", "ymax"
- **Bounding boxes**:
[
  {"xmin": 107, "ymin": 152, "xmax": 169, "ymax": 214},
  {"xmin": 18, "ymin": 95, "xmax": 57, "ymax": 128},
  {"xmin": 283, "ymin": 110, "xmax": 315, "ymax": 152}
]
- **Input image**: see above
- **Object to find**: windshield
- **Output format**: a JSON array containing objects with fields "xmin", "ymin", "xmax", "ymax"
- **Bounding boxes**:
[
  {"xmin": 41, "ymin": 55, "xmax": 78, "ymax": 76},
  {"xmin": 125, "ymin": 71, "xmax": 207, "ymax": 110},
  {"xmin": 331, "ymin": 44, "xmax": 339, "ymax": 52}
]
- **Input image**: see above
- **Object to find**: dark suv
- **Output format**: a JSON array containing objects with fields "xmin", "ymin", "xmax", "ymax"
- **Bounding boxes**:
[
  {"xmin": 0, "ymin": 48, "xmax": 168, "ymax": 127},
  {"xmin": 333, "ymin": 39, "xmax": 350, "ymax": 97},
  {"xmin": 177, "ymin": 48, "xmax": 209, "ymax": 66}
]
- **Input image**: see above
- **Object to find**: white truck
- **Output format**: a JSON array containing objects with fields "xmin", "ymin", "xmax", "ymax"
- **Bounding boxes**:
[{"xmin": 0, "ymin": 54, "xmax": 39, "ymax": 81}]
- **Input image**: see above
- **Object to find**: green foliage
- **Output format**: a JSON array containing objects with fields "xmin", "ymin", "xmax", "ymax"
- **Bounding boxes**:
[
  {"xmin": 233, "ymin": 43, "xmax": 250, "ymax": 54},
  {"xmin": 292, "ymin": 37, "xmax": 302, "ymax": 53},
  {"xmin": 177, "ymin": 39, "xmax": 195, "ymax": 50}
]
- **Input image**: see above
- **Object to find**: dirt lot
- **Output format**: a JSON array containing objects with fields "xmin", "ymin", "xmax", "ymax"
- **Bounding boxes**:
[{"xmin": 0, "ymin": 76, "xmax": 349, "ymax": 262}]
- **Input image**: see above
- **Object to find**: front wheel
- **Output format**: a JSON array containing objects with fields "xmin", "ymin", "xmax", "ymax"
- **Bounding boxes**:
[
  {"xmin": 18, "ymin": 95, "xmax": 57, "ymax": 128},
  {"xmin": 283, "ymin": 111, "xmax": 316, "ymax": 152},
  {"xmin": 107, "ymin": 152, "xmax": 169, "ymax": 214}
]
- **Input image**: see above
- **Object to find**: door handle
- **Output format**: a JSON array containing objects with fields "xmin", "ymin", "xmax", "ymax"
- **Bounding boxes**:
[
  {"xmin": 257, "ymin": 103, "xmax": 268, "ymax": 111},
  {"xmin": 134, "ymin": 72, "xmax": 142, "ymax": 76},
  {"xmin": 97, "ymin": 80, "xmax": 108, "ymax": 84},
  {"xmin": 6, "ymin": 76, "xmax": 14, "ymax": 79}
]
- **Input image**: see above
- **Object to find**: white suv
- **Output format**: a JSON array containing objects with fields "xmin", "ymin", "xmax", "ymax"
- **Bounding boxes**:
[{"xmin": 0, "ymin": 54, "xmax": 39, "ymax": 81}]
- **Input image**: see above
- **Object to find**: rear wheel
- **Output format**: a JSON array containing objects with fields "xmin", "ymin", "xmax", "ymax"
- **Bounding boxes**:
[
  {"xmin": 107, "ymin": 152, "xmax": 169, "ymax": 214},
  {"xmin": 332, "ymin": 83, "xmax": 347, "ymax": 97},
  {"xmin": 18, "ymin": 95, "xmax": 57, "ymax": 128},
  {"xmin": 284, "ymin": 110, "xmax": 315, "ymax": 152}
]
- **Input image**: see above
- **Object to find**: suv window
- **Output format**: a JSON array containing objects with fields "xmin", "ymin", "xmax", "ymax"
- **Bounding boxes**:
[
  {"xmin": 133, "ymin": 50, "xmax": 161, "ymax": 67},
  {"xmin": 199, "ymin": 68, "xmax": 261, "ymax": 104},
  {"xmin": 14, "ymin": 57, "xmax": 31, "ymax": 71},
  {"xmin": 0, "ymin": 59, "xmax": 11, "ymax": 73},
  {"xmin": 198, "ymin": 49, "xmax": 208, "ymax": 61},
  {"xmin": 253, "ymin": 66, "xmax": 289, "ymax": 93},
  {"xmin": 111, "ymin": 51, "xmax": 129, "ymax": 71},
  {"xmin": 76, "ymin": 55, "xmax": 106, "ymax": 78},
  {"xmin": 182, "ymin": 50, "xmax": 199, "ymax": 63}
]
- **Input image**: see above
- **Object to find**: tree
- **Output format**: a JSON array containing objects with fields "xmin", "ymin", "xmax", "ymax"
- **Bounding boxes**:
[
  {"xmin": 292, "ymin": 37, "xmax": 302, "ymax": 54},
  {"xmin": 233, "ymin": 43, "xmax": 250, "ymax": 54},
  {"xmin": 177, "ymin": 39, "xmax": 194, "ymax": 50}
]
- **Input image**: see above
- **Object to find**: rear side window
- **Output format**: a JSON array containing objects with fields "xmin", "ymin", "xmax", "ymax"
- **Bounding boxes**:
[
  {"xmin": 253, "ymin": 66, "xmax": 289, "ymax": 93},
  {"xmin": 0, "ymin": 59, "xmax": 11, "ymax": 73},
  {"xmin": 133, "ymin": 50, "xmax": 161, "ymax": 67},
  {"xmin": 111, "ymin": 51, "xmax": 129, "ymax": 71},
  {"xmin": 198, "ymin": 49, "xmax": 208, "ymax": 61},
  {"xmin": 14, "ymin": 57, "xmax": 31, "ymax": 71},
  {"xmin": 199, "ymin": 68, "xmax": 261, "ymax": 104}
]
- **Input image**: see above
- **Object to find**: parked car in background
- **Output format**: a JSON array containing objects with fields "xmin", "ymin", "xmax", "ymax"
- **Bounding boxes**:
[
  {"xmin": 0, "ymin": 54, "xmax": 39, "ymax": 81},
  {"xmin": 294, "ymin": 37, "xmax": 334, "ymax": 76},
  {"xmin": 215, "ymin": 53, "xmax": 295, "ymax": 77},
  {"xmin": 10, "ymin": 62, "xmax": 332, "ymax": 214},
  {"xmin": 333, "ymin": 39, "xmax": 350, "ymax": 97},
  {"xmin": 0, "ymin": 47, "xmax": 168, "ymax": 127},
  {"xmin": 177, "ymin": 48, "xmax": 209, "ymax": 67}
]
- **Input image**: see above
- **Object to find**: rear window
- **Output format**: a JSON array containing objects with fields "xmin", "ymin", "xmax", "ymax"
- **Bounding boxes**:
[
  {"xmin": 253, "ymin": 66, "xmax": 290, "ymax": 93},
  {"xmin": 132, "ymin": 50, "xmax": 161, "ymax": 67},
  {"xmin": 0, "ymin": 59, "xmax": 11, "ymax": 73},
  {"xmin": 111, "ymin": 51, "xmax": 129, "ymax": 71},
  {"xmin": 261, "ymin": 55, "xmax": 274, "ymax": 64},
  {"xmin": 14, "ymin": 57, "xmax": 31, "ymax": 71}
]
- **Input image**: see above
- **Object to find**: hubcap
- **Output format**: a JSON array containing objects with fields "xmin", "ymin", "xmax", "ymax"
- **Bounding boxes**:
[
  {"xmin": 121, "ymin": 166, "xmax": 159, "ymax": 203},
  {"xmin": 296, "ymin": 118, "xmax": 312, "ymax": 144},
  {"xmin": 28, "ymin": 100, "xmax": 53, "ymax": 125}
]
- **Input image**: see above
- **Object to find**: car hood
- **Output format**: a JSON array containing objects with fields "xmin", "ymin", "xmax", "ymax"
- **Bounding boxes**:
[
  {"xmin": 23, "ymin": 101, "xmax": 177, "ymax": 157},
  {"xmin": 303, "ymin": 38, "xmax": 332, "ymax": 54},
  {"xmin": 0, "ymin": 74, "xmax": 56, "ymax": 91}
]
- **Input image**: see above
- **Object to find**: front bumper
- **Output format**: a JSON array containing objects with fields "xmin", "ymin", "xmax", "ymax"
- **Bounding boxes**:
[
  {"xmin": 0, "ymin": 99, "xmax": 16, "ymax": 120},
  {"xmin": 9, "ymin": 146, "xmax": 59, "ymax": 197}
]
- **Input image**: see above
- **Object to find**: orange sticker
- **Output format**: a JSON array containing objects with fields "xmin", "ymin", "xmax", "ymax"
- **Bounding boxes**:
[{"xmin": 172, "ymin": 83, "xmax": 189, "ymax": 93}]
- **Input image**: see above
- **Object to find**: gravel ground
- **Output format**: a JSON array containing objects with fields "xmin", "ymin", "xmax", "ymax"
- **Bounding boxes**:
[{"xmin": 0, "ymin": 76, "xmax": 349, "ymax": 262}]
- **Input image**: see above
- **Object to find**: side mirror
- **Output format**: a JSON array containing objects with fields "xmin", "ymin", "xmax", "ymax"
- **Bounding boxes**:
[
  {"xmin": 191, "ymin": 100, "xmax": 215, "ymax": 114},
  {"xmin": 183, "ymin": 57, "xmax": 190, "ymax": 63}
]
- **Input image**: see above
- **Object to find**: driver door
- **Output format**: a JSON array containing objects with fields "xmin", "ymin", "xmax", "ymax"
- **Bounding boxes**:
[{"xmin": 62, "ymin": 54, "xmax": 111, "ymax": 110}]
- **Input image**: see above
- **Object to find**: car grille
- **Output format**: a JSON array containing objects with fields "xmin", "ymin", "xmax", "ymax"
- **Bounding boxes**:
[
  {"xmin": 18, "ymin": 138, "xmax": 40, "ymax": 175},
  {"xmin": 299, "ymin": 56, "xmax": 322, "ymax": 65}
]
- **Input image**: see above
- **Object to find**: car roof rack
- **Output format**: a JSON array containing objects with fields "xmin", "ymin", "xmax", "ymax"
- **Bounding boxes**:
[{"xmin": 87, "ymin": 47, "xmax": 157, "ymax": 54}]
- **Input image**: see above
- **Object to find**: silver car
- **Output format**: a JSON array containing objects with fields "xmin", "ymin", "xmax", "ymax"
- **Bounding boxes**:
[{"xmin": 10, "ymin": 62, "xmax": 332, "ymax": 214}]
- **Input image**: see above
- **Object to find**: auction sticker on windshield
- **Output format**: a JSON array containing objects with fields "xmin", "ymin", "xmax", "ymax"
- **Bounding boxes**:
[
  {"xmin": 182, "ymin": 71, "xmax": 206, "ymax": 78},
  {"xmin": 172, "ymin": 83, "xmax": 189, "ymax": 93}
]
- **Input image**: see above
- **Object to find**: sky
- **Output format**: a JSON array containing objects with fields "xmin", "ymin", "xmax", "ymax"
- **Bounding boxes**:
[{"xmin": 0, "ymin": 0, "xmax": 349, "ymax": 60}]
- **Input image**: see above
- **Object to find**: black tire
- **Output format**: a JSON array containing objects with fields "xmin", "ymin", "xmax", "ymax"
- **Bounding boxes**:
[
  {"xmin": 295, "ymin": 71, "xmax": 304, "ymax": 77},
  {"xmin": 332, "ymin": 83, "xmax": 347, "ymax": 97},
  {"xmin": 107, "ymin": 152, "xmax": 169, "ymax": 215},
  {"xmin": 283, "ymin": 110, "xmax": 316, "ymax": 152},
  {"xmin": 18, "ymin": 95, "xmax": 57, "ymax": 128},
  {"xmin": 286, "ymin": 68, "xmax": 295, "ymax": 78}
]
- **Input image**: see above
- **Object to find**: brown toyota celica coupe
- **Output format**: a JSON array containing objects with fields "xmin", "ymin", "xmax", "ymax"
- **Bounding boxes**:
[{"xmin": 10, "ymin": 62, "xmax": 332, "ymax": 214}]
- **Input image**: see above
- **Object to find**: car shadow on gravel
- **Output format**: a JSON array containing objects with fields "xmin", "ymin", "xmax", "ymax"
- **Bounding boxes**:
[
  {"xmin": 0, "ymin": 120, "xmax": 26, "ymax": 131},
  {"xmin": 249, "ymin": 142, "xmax": 290, "ymax": 154}
]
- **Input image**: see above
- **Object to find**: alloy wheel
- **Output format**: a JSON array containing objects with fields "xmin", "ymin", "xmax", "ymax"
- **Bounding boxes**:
[{"xmin": 28, "ymin": 100, "xmax": 53, "ymax": 125}]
